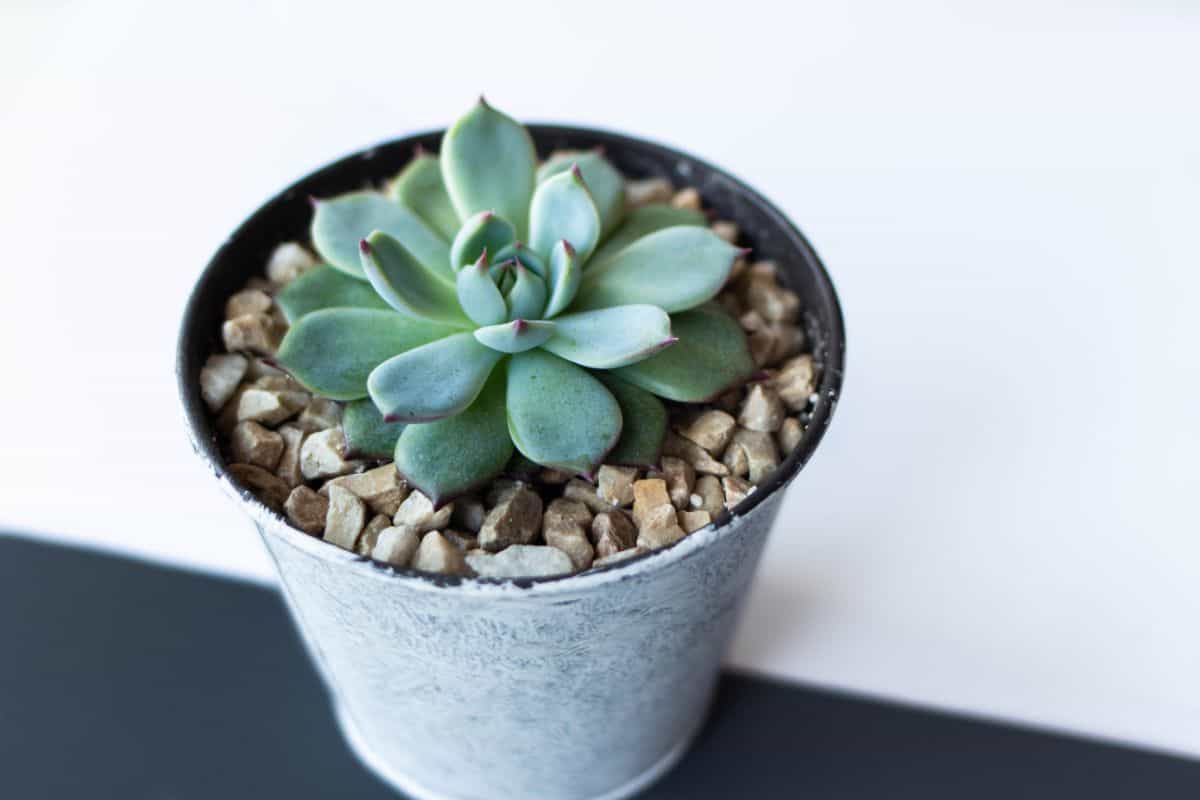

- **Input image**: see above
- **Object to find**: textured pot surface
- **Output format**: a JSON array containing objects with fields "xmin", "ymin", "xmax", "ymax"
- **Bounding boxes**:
[{"xmin": 179, "ymin": 125, "xmax": 845, "ymax": 800}]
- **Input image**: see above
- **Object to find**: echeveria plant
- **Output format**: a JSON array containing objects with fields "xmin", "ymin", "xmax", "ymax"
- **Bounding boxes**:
[{"xmin": 274, "ymin": 99, "xmax": 755, "ymax": 504}]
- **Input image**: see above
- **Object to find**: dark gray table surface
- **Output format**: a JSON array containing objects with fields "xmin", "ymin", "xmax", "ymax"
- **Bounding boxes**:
[{"xmin": 2, "ymin": 533, "xmax": 1197, "ymax": 798}]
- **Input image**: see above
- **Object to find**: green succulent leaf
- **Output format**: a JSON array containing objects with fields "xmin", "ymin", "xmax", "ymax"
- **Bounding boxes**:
[
  {"xmin": 393, "ymin": 367, "xmax": 512, "ymax": 506},
  {"xmin": 596, "ymin": 374, "xmax": 668, "ymax": 468},
  {"xmin": 493, "ymin": 241, "xmax": 547, "ymax": 280},
  {"xmin": 342, "ymin": 398, "xmax": 406, "ymax": 459},
  {"xmin": 587, "ymin": 204, "xmax": 706, "ymax": 274},
  {"xmin": 389, "ymin": 153, "xmax": 460, "ymax": 241},
  {"xmin": 274, "ymin": 309, "xmax": 458, "ymax": 401},
  {"xmin": 574, "ymin": 226, "xmax": 739, "ymax": 313},
  {"xmin": 542, "ymin": 240, "xmax": 581, "ymax": 319},
  {"xmin": 506, "ymin": 349, "xmax": 622, "ymax": 477},
  {"xmin": 529, "ymin": 166, "xmax": 602, "ymax": 265},
  {"xmin": 441, "ymin": 99, "xmax": 537, "ymax": 238},
  {"xmin": 275, "ymin": 264, "xmax": 389, "ymax": 323},
  {"xmin": 367, "ymin": 332, "xmax": 504, "ymax": 423},
  {"xmin": 504, "ymin": 264, "xmax": 547, "ymax": 321},
  {"xmin": 449, "ymin": 211, "xmax": 515, "ymax": 271},
  {"xmin": 613, "ymin": 304, "xmax": 755, "ymax": 402},
  {"xmin": 456, "ymin": 254, "xmax": 508, "ymax": 326},
  {"xmin": 474, "ymin": 319, "xmax": 556, "ymax": 353},
  {"xmin": 538, "ymin": 150, "xmax": 625, "ymax": 237},
  {"xmin": 311, "ymin": 191, "xmax": 451, "ymax": 282},
  {"xmin": 361, "ymin": 231, "xmax": 470, "ymax": 327},
  {"xmin": 541, "ymin": 305, "xmax": 675, "ymax": 369}
]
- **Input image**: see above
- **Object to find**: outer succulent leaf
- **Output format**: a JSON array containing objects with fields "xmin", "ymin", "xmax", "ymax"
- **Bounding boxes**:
[
  {"xmin": 529, "ymin": 166, "xmax": 602, "ymax": 265},
  {"xmin": 542, "ymin": 240, "xmax": 581, "ymax": 319},
  {"xmin": 441, "ymin": 99, "xmax": 537, "ymax": 238},
  {"xmin": 574, "ymin": 226, "xmax": 740, "ymax": 313},
  {"xmin": 389, "ymin": 153, "xmax": 460, "ymax": 240},
  {"xmin": 492, "ymin": 241, "xmax": 547, "ymax": 280},
  {"xmin": 311, "ymin": 191, "xmax": 452, "ymax": 282},
  {"xmin": 613, "ymin": 304, "xmax": 755, "ymax": 402},
  {"xmin": 596, "ymin": 374, "xmax": 668, "ymax": 468},
  {"xmin": 449, "ymin": 211, "xmax": 516, "ymax": 271},
  {"xmin": 541, "ymin": 305, "xmax": 675, "ymax": 369},
  {"xmin": 506, "ymin": 349, "xmax": 622, "ymax": 477},
  {"xmin": 538, "ymin": 150, "xmax": 625, "ymax": 237},
  {"xmin": 587, "ymin": 204, "xmax": 705, "ymax": 273},
  {"xmin": 474, "ymin": 319, "xmax": 556, "ymax": 353},
  {"xmin": 456, "ymin": 254, "xmax": 507, "ymax": 326},
  {"xmin": 504, "ymin": 264, "xmax": 547, "ymax": 321},
  {"xmin": 275, "ymin": 264, "xmax": 389, "ymax": 323},
  {"xmin": 274, "ymin": 309, "xmax": 458, "ymax": 401},
  {"xmin": 342, "ymin": 398, "xmax": 406, "ymax": 459},
  {"xmin": 393, "ymin": 367, "xmax": 512, "ymax": 507},
  {"xmin": 367, "ymin": 332, "xmax": 503, "ymax": 423},
  {"xmin": 360, "ymin": 231, "xmax": 470, "ymax": 326}
]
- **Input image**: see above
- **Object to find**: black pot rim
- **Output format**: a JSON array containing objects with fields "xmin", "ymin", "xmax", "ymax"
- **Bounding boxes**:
[{"xmin": 177, "ymin": 123, "xmax": 846, "ymax": 588}]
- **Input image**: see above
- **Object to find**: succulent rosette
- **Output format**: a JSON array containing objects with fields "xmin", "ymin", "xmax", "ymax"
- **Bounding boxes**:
[{"xmin": 274, "ymin": 99, "xmax": 755, "ymax": 504}]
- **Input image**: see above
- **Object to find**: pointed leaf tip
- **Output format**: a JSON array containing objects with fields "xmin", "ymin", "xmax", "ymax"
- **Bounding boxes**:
[
  {"xmin": 513, "ymin": 319, "xmax": 528, "ymax": 332},
  {"xmin": 358, "ymin": 239, "xmax": 371, "ymax": 254},
  {"xmin": 562, "ymin": 239, "xmax": 575, "ymax": 255}
]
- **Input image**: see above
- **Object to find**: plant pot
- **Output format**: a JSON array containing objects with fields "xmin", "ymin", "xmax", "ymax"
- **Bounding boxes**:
[{"xmin": 178, "ymin": 125, "xmax": 845, "ymax": 800}]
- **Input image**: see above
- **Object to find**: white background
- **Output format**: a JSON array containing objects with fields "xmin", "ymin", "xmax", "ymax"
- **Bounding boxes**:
[{"xmin": 3, "ymin": 0, "xmax": 1198, "ymax": 759}]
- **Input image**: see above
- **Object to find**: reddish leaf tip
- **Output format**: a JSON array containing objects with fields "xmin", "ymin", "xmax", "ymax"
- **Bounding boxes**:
[
  {"xmin": 736, "ymin": 247, "xmax": 753, "ymax": 257},
  {"xmin": 512, "ymin": 319, "xmax": 528, "ymax": 332},
  {"xmin": 358, "ymin": 239, "xmax": 372, "ymax": 255},
  {"xmin": 561, "ymin": 239, "xmax": 576, "ymax": 256}
]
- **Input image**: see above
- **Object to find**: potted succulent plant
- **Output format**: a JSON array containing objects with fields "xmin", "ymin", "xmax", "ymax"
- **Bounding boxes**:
[{"xmin": 179, "ymin": 99, "xmax": 844, "ymax": 800}]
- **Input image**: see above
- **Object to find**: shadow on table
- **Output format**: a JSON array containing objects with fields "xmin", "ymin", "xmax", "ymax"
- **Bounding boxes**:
[{"xmin": 1, "ymin": 534, "xmax": 1195, "ymax": 799}]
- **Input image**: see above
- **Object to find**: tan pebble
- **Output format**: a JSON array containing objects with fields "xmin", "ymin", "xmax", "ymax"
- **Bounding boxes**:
[
  {"xmin": 284, "ymin": 486, "xmax": 328, "ymax": 535},
  {"xmin": 544, "ymin": 526, "xmax": 594, "ymax": 571},
  {"xmin": 266, "ymin": 242, "xmax": 317, "ymax": 286},
  {"xmin": 323, "ymin": 484, "xmax": 366, "ymax": 550},
  {"xmin": 323, "ymin": 464, "xmax": 407, "ymax": 516},
  {"xmin": 299, "ymin": 428, "xmax": 361, "ymax": 480},
  {"xmin": 674, "ymin": 409, "xmax": 737, "ymax": 455},
  {"xmin": 411, "ymin": 531, "xmax": 467, "ymax": 575},
  {"xmin": 711, "ymin": 220, "xmax": 739, "ymax": 244},
  {"xmin": 450, "ymin": 496, "xmax": 486, "ymax": 533},
  {"xmin": 274, "ymin": 424, "xmax": 307, "ymax": 487},
  {"xmin": 563, "ymin": 478, "xmax": 617, "ymax": 513},
  {"xmin": 485, "ymin": 478, "xmax": 524, "ymax": 507},
  {"xmin": 671, "ymin": 187, "xmax": 702, "ymax": 211},
  {"xmin": 722, "ymin": 440, "xmax": 749, "ymax": 477},
  {"xmin": 774, "ymin": 354, "xmax": 816, "ymax": 411},
  {"xmin": 778, "ymin": 417, "xmax": 803, "ymax": 453},
  {"xmin": 678, "ymin": 509, "xmax": 712, "ymax": 534},
  {"xmin": 371, "ymin": 525, "xmax": 420, "ymax": 567},
  {"xmin": 356, "ymin": 514, "xmax": 393, "ymax": 556},
  {"xmin": 636, "ymin": 505, "xmax": 687, "ymax": 550},
  {"xmin": 230, "ymin": 420, "xmax": 284, "ymax": 470},
  {"xmin": 199, "ymin": 353, "xmax": 248, "ymax": 411},
  {"xmin": 253, "ymin": 374, "xmax": 304, "ymax": 392},
  {"xmin": 746, "ymin": 277, "xmax": 800, "ymax": 324},
  {"xmin": 739, "ymin": 384, "xmax": 785, "ymax": 433},
  {"xmin": 228, "ymin": 463, "xmax": 290, "ymax": 510},
  {"xmin": 661, "ymin": 457, "xmax": 695, "ymax": 510},
  {"xmin": 592, "ymin": 547, "xmax": 648, "ymax": 568},
  {"xmin": 237, "ymin": 388, "xmax": 308, "ymax": 426},
  {"xmin": 625, "ymin": 177, "xmax": 674, "ymax": 207},
  {"xmin": 442, "ymin": 530, "xmax": 479, "ymax": 552},
  {"xmin": 393, "ymin": 490, "xmax": 453, "ymax": 534},
  {"xmin": 693, "ymin": 474, "xmax": 726, "ymax": 518},
  {"xmin": 739, "ymin": 309, "xmax": 766, "ymax": 332},
  {"xmin": 722, "ymin": 476, "xmax": 754, "ymax": 509},
  {"xmin": 663, "ymin": 432, "xmax": 729, "ymax": 476},
  {"xmin": 222, "ymin": 313, "xmax": 280, "ymax": 356},
  {"xmin": 245, "ymin": 358, "xmax": 286, "ymax": 381},
  {"xmin": 596, "ymin": 465, "xmax": 638, "ymax": 507},
  {"xmin": 731, "ymin": 428, "xmax": 779, "ymax": 484},
  {"xmin": 538, "ymin": 468, "xmax": 572, "ymax": 484},
  {"xmin": 479, "ymin": 485, "xmax": 542, "ymax": 551},
  {"xmin": 591, "ymin": 511, "xmax": 636, "ymax": 559},
  {"xmin": 296, "ymin": 398, "xmax": 342, "ymax": 432},
  {"xmin": 631, "ymin": 479, "xmax": 671, "ymax": 527},
  {"xmin": 748, "ymin": 327, "xmax": 778, "ymax": 367},
  {"xmin": 225, "ymin": 288, "xmax": 272, "ymax": 320},
  {"xmin": 545, "ymin": 498, "xmax": 593, "ymax": 529}
]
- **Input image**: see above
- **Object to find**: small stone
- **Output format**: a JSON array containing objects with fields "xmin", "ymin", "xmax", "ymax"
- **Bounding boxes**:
[
  {"xmin": 230, "ymin": 420, "xmax": 284, "ymax": 470},
  {"xmin": 284, "ymin": 486, "xmax": 328, "ymax": 535},
  {"xmin": 661, "ymin": 457, "xmax": 695, "ymax": 510},
  {"xmin": 370, "ymin": 525, "xmax": 420, "ymax": 567},
  {"xmin": 245, "ymin": 358, "xmax": 286, "ymax": 381},
  {"xmin": 671, "ymin": 187, "xmax": 702, "ymax": 211},
  {"xmin": 563, "ymin": 478, "xmax": 617, "ymax": 513},
  {"xmin": 692, "ymin": 475, "xmax": 725, "ymax": 518},
  {"xmin": 636, "ymin": 505, "xmax": 687, "ymax": 550},
  {"xmin": 299, "ymin": 428, "xmax": 362, "ymax": 480},
  {"xmin": 625, "ymin": 177, "xmax": 673, "ymax": 207},
  {"xmin": 356, "ymin": 514, "xmax": 393, "ymax": 556},
  {"xmin": 323, "ymin": 464, "xmax": 407, "ymax": 516},
  {"xmin": 748, "ymin": 328, "xmax": 778, "ymax": 367},
  {"xmin": 274, "ymin": 425, "xmax": 307, "ymax": 487},
  {"xmin": 485, "ymin": 478, "xmax": 524, "ymax": 507},
  {"xmin": 451, "ymin": 496, "xmax": 486, "ymax": 533},
  {"xmin": 545, "ymin": 498, "xmax": 593, "ymax": 529},
  {"xmin": 252, "ymin": 374, "xmax": 304, "ymax": 392},
  {"xmin": 674, "ymin": 409, "xmax": 736, "ymax": 455},
  {"xmin": 479, "ymin": 486, "xmax": 543, "ymax": 552},
  {"xmin": 591, "ymin": 511, "xmax": 636, "ymax": 559},
  {"xmin": 711, "ymin": 220, "xmax": 739, "ymax": 243},
  {"xmin": 722, "ymin": 476, "xmax": 754, "ymax": 509},
  {"xmin": 739, "ymin": 309, "xmax": 766, "ymax": 332},
  {"xmin": 228, "ymin": 463, "xmax": 290, "ymax": 510},
  {"xmin": 323, "ymin": 484, "xmax": 366, "ymax": 550},
  {"xmin": 538, "ymin": 468, "xmax": 572, "ymax": 484},
  {"xmin": 442, "ymin": 530, "xmax": 478, "ymax": 552},
  {"xmin": 596, "ymin": 465, "xmax": 637, "ymax": 507},
  {"xmin": 296, "ymin": 397, "xmax": 342, "ymax": 432},
  {"xmin": 778, "ymin": 417, "xmax": 803, "ymax": 453},
  {"xmin": 678, "ymin": 509, "xmax": 712, "ymax": 534},
  {"xmin": 225, "ymin": 288, "xmax": 272, "ymax": 320},
  {"xmin": 237, "ymin": 388, "xmax": 308, "ymax": 426},
  {"xmin": 543, "ymin": 499, "xmax": 594, "ymax": 571},
  {"xmin": 199, "ymin": 353, "xmax": 248, "ymax": 411},
  {"xmin": 466, "ymin": 545, "xmax": 574, "ymax": 578},
  {"xmin": 739, "ymin": 384, "xmax": 785, "ymax": 433},
  {"xmin": 774, "ymin": 355, "xmax": 816, "ymax": 411},
  {"xmin": 722, "ymin": 440, "xmax": 749, "ymax": 477},
  {"xmin": 745, "ymin": 275, "xmax": 800, "ymax": 324},
  {"xmin": 266, "ymin": 242, "xmax": 318, "ymax": 286},
  {"xmin": 592, "ymin": 547, "xmax": 648, "ymax": 568},
  {"xmin": 663, "ymin": 432, "xmax": 729, "ymax": 476},
  {"xmin": 411, "ymin": 531, "xmax": 468, "ymax": 576},
  {"xmin": 631, "ymin": 479, "xmax": 672, "ymax": 528},
  {"xmin": 731, "ymin": 428, "xmax": 780, "ymax": 484},
  {"xmin": 544, "ymin": 528, "xmax": 594, "ymax": 571},
  {"xmin": 222, "ymin": 313, "xmax": 280, "ymax": 356},
  {"xmin": 393, "ymin": 490, "xmax": 453, "ymax": 534}
]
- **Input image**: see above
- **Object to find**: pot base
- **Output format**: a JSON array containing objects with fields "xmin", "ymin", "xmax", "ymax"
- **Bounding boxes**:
[{"xmin": 334, "ymin": 700, "xmax": 700, "ymax": 800}]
